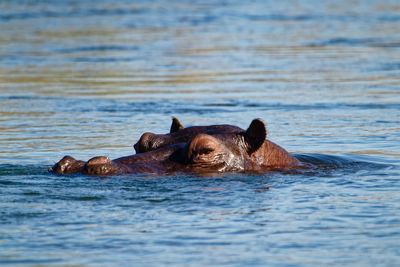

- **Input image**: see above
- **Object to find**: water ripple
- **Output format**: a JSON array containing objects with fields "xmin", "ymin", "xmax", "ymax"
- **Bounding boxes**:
[
  {"xmin": 308, "ymin": 37, "xmax": 400, "ymax": 48},
  {"xmin": 1, "ymin": 0, "xmax": 400, "ymax": 265},
  {"xmin": 56, "ymin": 45, "xmax": 140, "ymax": 54},
  {"xmin": 0, "ymin": 8, "xmax": 145, "ymax": 21}
]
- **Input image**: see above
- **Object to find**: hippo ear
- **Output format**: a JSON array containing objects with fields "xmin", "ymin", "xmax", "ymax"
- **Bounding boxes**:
[
  {"xmin": 244, "ymin": 118, "xmax": 267, "ymax": 153},
  {"xmin": 170, "ymin": 117, "xmax": 184, "ymax": 133}
]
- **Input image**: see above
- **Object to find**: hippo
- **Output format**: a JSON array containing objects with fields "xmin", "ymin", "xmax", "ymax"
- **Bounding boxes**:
[
  {"xmin": 134, "ymin": 117, "xmax": 244, "ymax": 153},
  {"xmin": 51, "ymin": 118, "xmax": 300, "ymax": 176}
]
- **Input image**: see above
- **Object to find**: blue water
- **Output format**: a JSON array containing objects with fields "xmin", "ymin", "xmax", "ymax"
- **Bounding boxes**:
[{"xmin": 1, "ymin": 0, "xmax": 400, "ymax": 266}]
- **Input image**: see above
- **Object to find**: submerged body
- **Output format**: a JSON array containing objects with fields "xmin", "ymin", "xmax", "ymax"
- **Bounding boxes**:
[{"xmin": 52, "ymin": 119, "xmax": 300, "ymax": 175}]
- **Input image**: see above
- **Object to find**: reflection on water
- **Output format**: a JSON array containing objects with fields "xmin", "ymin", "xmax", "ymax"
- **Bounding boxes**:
[
  {"xmin": 0, "ymin": 0, "xmax": 400, "ymax": 266},
  {"xmin": 2, "ymin": 0, "xmax": 399, "ymax": 103}
]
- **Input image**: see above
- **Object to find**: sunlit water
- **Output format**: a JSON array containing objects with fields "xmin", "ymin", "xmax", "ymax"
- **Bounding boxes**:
[{"xmin": 1, "ymin": 0, "xmax": 400, "ymax": 266}]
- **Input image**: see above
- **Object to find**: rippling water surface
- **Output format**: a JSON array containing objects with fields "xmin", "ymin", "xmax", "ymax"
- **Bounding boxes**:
[{"xmin": 1, "ymin": 0, "xmax": 400, "ymax": 266}]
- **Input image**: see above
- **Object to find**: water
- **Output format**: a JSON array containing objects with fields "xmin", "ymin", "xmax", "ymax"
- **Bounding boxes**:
[{"xmin": 1, "ymin": 0, "xmax": 400, "ymax": 265}]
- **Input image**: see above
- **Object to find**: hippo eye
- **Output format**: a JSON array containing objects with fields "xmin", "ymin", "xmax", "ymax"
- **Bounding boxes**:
[{"xmin": 199, "ymin": 148, "xmax": 214, "ymax": 155}]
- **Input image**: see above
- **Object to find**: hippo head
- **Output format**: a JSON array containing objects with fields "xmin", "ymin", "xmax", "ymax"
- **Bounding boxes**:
[
  {"xmin": 183, "ymin": 119, "xmax": 273, "ymax": 173},
  {"xmin": 183, "ymin": 118, "xmax": 299, "ymax": 173},
  {"xmin": 184, "ymin": 133, "xmax": 244, "ymax": 172}
]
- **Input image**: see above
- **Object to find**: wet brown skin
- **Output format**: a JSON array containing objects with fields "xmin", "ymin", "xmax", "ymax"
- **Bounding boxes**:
[
  {"xmin": 51, "ymin": 119, "xmax": 300, "ymax": 176},
  {"xmin": 51, "ymin": 156, "xmax": 85, "ymax": 174},
  {"xmin": 133, "ymin": 117, "xmax": 244, "ymax": 153},
  {"xmin": 52, "ymin": 143, "xmax": 187, "ymax": 176}
]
